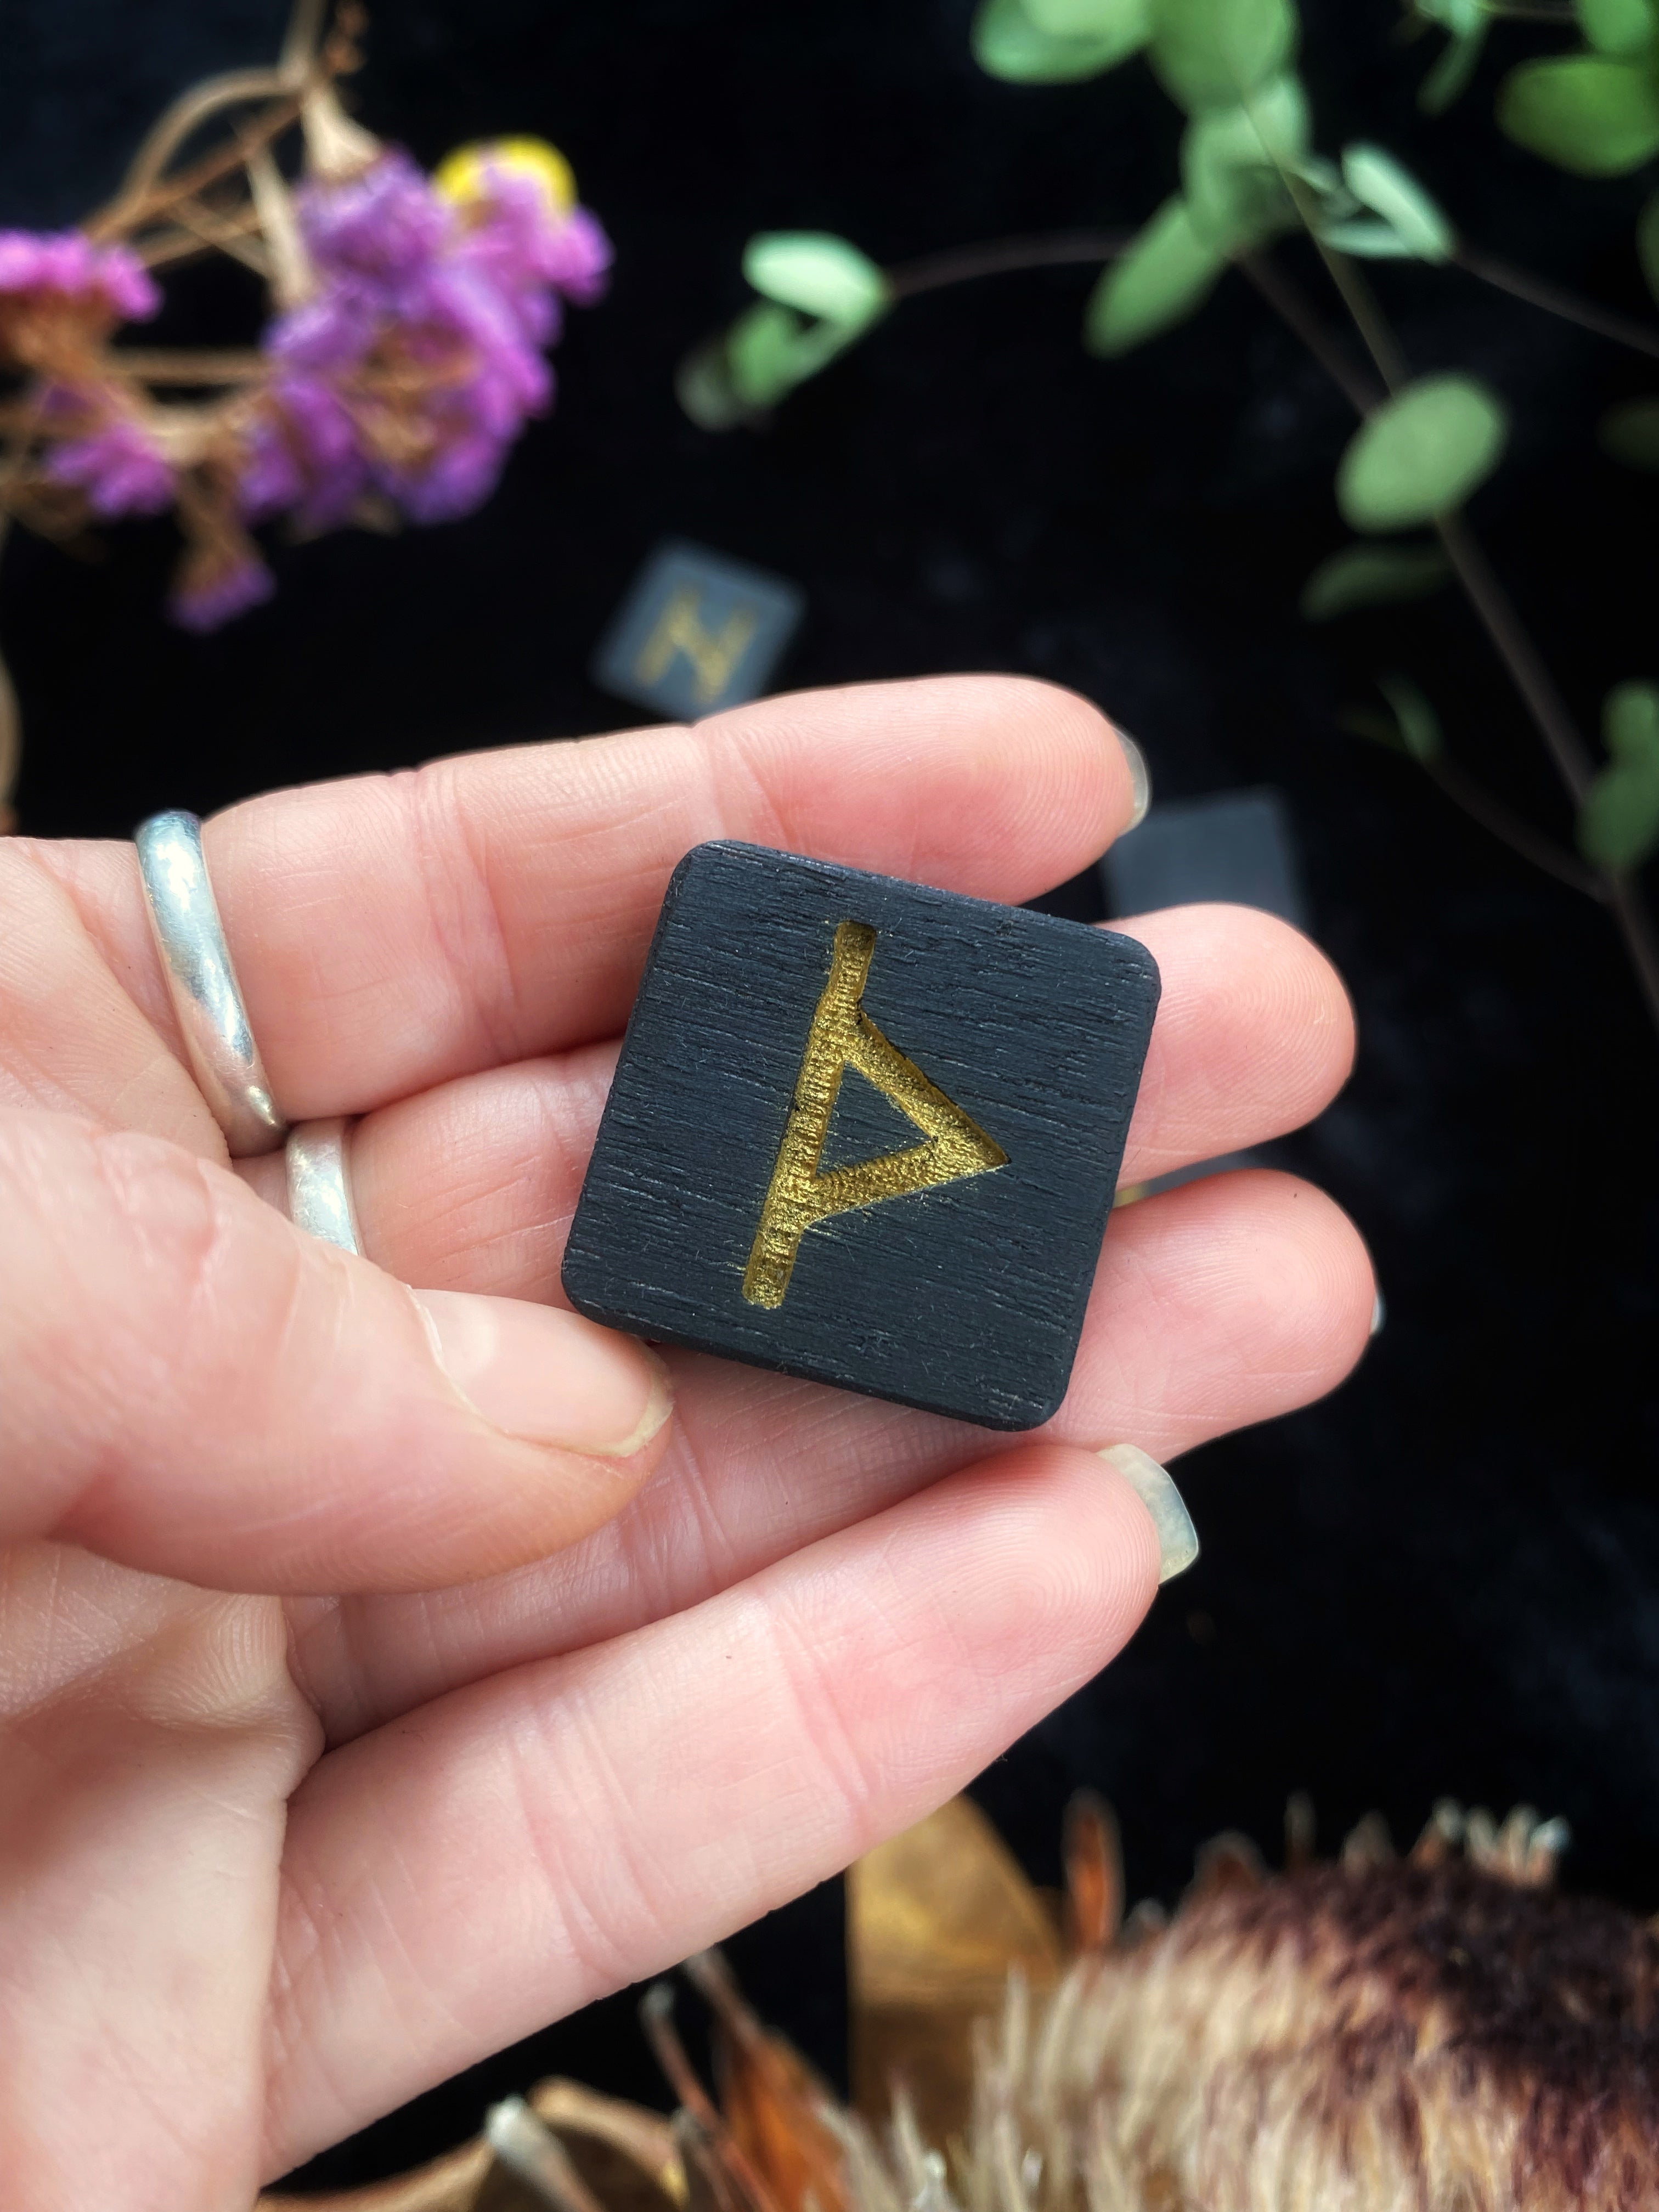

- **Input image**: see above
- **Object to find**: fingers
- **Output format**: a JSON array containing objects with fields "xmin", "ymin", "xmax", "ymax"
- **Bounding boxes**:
[
  {"xmin": 291, "ymin": 1167, "xmax": 1375, "ymax": 1742},
  {"xmin": 264, "ymin": 1443, "xmax": 1161, "ymax": 2172},
  {"xmin": 0, "ymin": 842, "xmax": 215, "ymax": 1147},
  {"xmin": 0, "ymin": 1551, "xmax": 317, "ymax": 2210},
  {"xmin": 1053, "ymin": 1166, "xmax": 1376, "ymax": 1446},
  {"xmin": 33, "ymin": 677, "xmax": 1136, "ymax": 1118},
  {"xmin": 311, "ymin": 902, "xmax": 1355, "ymax": 1305},
  {"xmin": 0, "ymin": 1109, "xmax": 672, "ymax": 1593},
  {"xmin": 1120, "ymin": 903, "xmax": 1355, "ymax": 1181}
]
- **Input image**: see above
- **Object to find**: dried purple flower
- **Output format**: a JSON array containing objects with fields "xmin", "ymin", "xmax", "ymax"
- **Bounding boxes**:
[
  {"xmin": 298, "ymin": 149, "xmax": 451, "ymax": 289},
  {"xmin": 232, "ymin": 138, "xmax": 610, "ymax": 550},
  {"xmin": 170, "ymin": 544, "xmax": 276, "ymax": 634},
  {"xmin": 0, "ymin": 21, "xmax": 608, "ymax": 658},
  {"xmin": 239, "ymin": 376, "xmax": 367, "ymax": 530},
  {"xmin": 46, "ymin": 412, "xmax": 174, "ymax": 517},
  {"xmin": 0, "ymin": 231, "xmax": 160, "ymax": 324}
]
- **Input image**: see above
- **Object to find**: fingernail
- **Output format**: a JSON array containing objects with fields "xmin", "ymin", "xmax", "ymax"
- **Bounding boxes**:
[
  {"xmin": 1370, "ymin": 1289, "xmax": 1387, "ymax": 1337},
  {"xmin": 1098, "ymin": 1444, "xmax": 1199, "ymax": 1583},
  {"xmin": 410, "ymin": 1289, "xmax": 673, "ymax": 1457},
  {"xmin": 1116, "ymin": 729, "xmax": 1152, "ymax": 831}
]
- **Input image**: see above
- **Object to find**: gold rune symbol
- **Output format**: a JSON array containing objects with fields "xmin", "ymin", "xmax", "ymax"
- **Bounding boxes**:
[
  {"xmin": 634, "ymin": 585, "xmax": 759, "ymax": 707},
  {"xmin": 742, "ymin": 921, "xmax": 1009, "ymax": 1310}
]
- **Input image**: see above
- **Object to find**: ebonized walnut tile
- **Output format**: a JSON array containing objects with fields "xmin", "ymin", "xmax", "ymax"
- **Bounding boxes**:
[{"xmin": 562, "ymin": 842, "xmax": 1160, "ymax": 1429}]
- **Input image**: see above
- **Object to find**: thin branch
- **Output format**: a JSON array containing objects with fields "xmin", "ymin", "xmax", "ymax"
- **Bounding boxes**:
[
  {"xmin": 1252, "ymin": 217, "xmax": 1659, "ymax": 1032},
  {"xmin": 1432, "ymin": 513, "xmax": 1597, "ymax": 802},
  {"xmin": 87, "ymin": 96, "xmax": 306, "ymax": 240},
  {"xmin": 1319, "ymin": 247, "xmax": 1410, "ymax": 390},
  {"xmin": 280, "ymin": 0, "xmax": 331, "ymax": 76},
  {"xmin": 1252, "ymin": 244, "xmax": 1602, "ymax": 800},
  {"xmin": 111, "ymin": 69, "xmax": 294, "ymax": 208},
  {"xmin": 1424, "ymin": 750, "xmax": 1607, "ymax": 900},
  {"xmin": 886, "ymin": 229, "xmax": 1127, "ymax": 301},
  {"xmin": 159, "ymin": 197, "xmax": 273, "ymax": 279},
  {"xmin": 1278, "ymin": 173, "xmax": 1410, "ymax": 391},
  {"xmin": 1455, "ymin": 246, "xmax": 1659, "ymax": 364},
  {"xmin": 1238, "ymin": 251, "xmax": 1384, "ymax": 415},
  {"xmin": 864, "ymin": 215, "xmax": 1659, "ymax": 1018},
  {"xmin": 246, "ymin": 142, "xmax": 313, "ymax": 306},
  {"xmin": 136, "ymin": 206, "xmax": 266, "ymax": 270}
]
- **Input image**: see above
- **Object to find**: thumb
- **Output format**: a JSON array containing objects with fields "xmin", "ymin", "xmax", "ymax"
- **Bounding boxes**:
[{"xmin": 0, "ymin": 1109, "xmax": 672, "ymax": 1593}]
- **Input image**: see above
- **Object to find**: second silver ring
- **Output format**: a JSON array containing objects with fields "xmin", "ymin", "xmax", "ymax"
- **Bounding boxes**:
[{"xmin": 286, "ymin": 1116, "xmax": 363, "ymax": 1256}]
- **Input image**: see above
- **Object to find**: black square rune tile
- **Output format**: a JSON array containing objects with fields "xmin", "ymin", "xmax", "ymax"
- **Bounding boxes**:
[
  {"xmin": 562, "ymin": 842, "xmax": 1160, "ymax": 1429},
  {"xmin": 590, "ymin": 539, "xmax": 805, "ymax": 719}
]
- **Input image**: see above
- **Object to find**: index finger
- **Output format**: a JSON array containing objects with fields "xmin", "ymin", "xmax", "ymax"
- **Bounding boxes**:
[{"xmin": 39, "ymin": 676, "xmax": 1135, "ymax": 1119}]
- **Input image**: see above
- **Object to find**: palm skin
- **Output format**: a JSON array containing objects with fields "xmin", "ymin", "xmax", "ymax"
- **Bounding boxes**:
[{"xmin": 0, "ymin": 679, "xmax": 1373, "ymax": 2208}]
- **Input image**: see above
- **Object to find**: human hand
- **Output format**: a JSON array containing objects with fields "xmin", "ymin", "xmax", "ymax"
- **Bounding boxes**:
[{"xmin": 0, "ymin": 678, "xmax": 1372, "ymax": 2204}]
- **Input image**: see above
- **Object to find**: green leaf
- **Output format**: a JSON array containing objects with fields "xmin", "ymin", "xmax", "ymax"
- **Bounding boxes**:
[
  {"xmin": 1419, "ymin": 20, "xmax": 1488, "ymax": 115},
  {"xmin": 1414, "ymin": 0, "xmax": 1484, "ymax": 29},
  {"xmin": 722, "ymin": 302, "xmax": 864, "ymax": 408},
  {"xmin": 1497, "ymin": 55, "xmax": 1659, "ymax": 176},
  {"xmin": 726, "ymin": 303, "xmax": 814, "ymax": 407},
  {"xmin": 1607, "ymin": 680, "xmax": 1659, "ymax": 758},
  {"xmin": 1576, "ymin": 0, "xmax": 1657, "ymax": 59},
  {"xmin": 1639, "ymin": 191, "xmax": 1659, "ymax": 304},
  {"xmin": 972, "ymin": 0, "xmax": 1149, "ymax": 80},
  {"xmin": 1317, "ymin": 218, "xmax": 1419, "ymax": 257},
  {"xmin": 1023, "ymin": 0, "xmax": 1150, "ymax": 38},
  {"xmin": 1181, "ymin": 75, "xmax": 1308, "ymax": 250},
  {"xmin": 1600, "ymin": 396, "xmax": 1659, "ymax": 468},
  {"xmin": 1337, "ymin": 375, "xmax": 1509, "ymax": 531},
  {"xmin": 1147, "ymin": 0, "xmax": 1299, "ymax": 113},
  {"xmin": 742, "ymin": 234, "xmax": 890, "ymax": 328},
  {"xmin": 676, "ymin": 337, "xmax": 753, "ymax": 430},
  {"xmin": 1340, "ymin": 144, "xmax": 1455, "ymax": 262},
  {"xmin": 1577, "ymin": 681, "xmax": 1659, "ymax": 869},
  {"xmin": 1300, "ymin": 541, "xmax": 1452, "ymax": 619},
  {"xmin": 1084, "ymin": 196, "xmax": 1228, "ymax": 354},
  {"xmin": 1377, "ymin": 672, "xmax": 1444, "ymax": 764}
]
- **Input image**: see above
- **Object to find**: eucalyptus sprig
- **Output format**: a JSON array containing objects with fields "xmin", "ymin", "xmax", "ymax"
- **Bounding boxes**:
[{"xmin": 681, "ymin": 0, "xmax": 1659, "ymax": 1034}]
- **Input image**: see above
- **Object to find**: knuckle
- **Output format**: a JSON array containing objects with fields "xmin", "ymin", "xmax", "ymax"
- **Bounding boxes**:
[{"xmin": 0, "ymin": 1115, "xmax": 249, "ymax": 1481}]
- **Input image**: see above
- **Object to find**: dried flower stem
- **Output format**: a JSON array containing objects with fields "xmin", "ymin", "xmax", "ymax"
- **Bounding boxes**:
[
  {"xmin": 112, "ymin": 350, "xmax": 273, "ymax": 386},
  {"xmin": 281, "ymin": 0, "xmax": 334, "ymax": 77},
  {"xmin": 84, "ymin": 1, "xmax": 358, "ymax": 250},
  {"xmin": 118, "ymin": 71, "xmax": 297, "ymax": 210},
  {"xmin": 139, "ymin": 205, "xmax": 269, "ymax": 271}
]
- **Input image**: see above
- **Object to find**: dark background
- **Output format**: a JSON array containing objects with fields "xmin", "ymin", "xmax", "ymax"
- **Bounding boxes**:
[{"xmin": 3, "ymin": 0, "xmax": 1658, "ymax": 2189}]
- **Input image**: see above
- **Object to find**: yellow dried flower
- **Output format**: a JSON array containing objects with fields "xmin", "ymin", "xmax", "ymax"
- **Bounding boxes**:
[{"xmin": 433, "ymin": 136, "xmax": 577, "ymax": 218}]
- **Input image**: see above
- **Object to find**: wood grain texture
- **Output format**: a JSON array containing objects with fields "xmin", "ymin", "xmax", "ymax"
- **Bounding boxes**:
[{"xmin": 561, "ymin": 842, "xmax": 1160, "ymax": 1429}]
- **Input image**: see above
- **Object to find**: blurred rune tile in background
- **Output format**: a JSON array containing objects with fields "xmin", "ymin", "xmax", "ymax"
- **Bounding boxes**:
[
  {"xmin": 1102, "ymin": 787, "xmax": 1307, "ymax": 1209},
  {"xmin": 592, "ymin": 538, "xmax": 805, "ymax": 720},
  {"xmin": 1101, "ymin": 787, "xmax": 1308, "ymax": 934}
]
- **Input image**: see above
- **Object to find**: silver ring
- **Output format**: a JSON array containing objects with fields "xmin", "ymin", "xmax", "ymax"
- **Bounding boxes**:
[
  {"xmin": 135, "ymin": 810, "xmax": 288, "ymax": 1157},
  {"xmin": 286, "ymin": 1117, "xmax": 363, "ymax": 1255}
]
